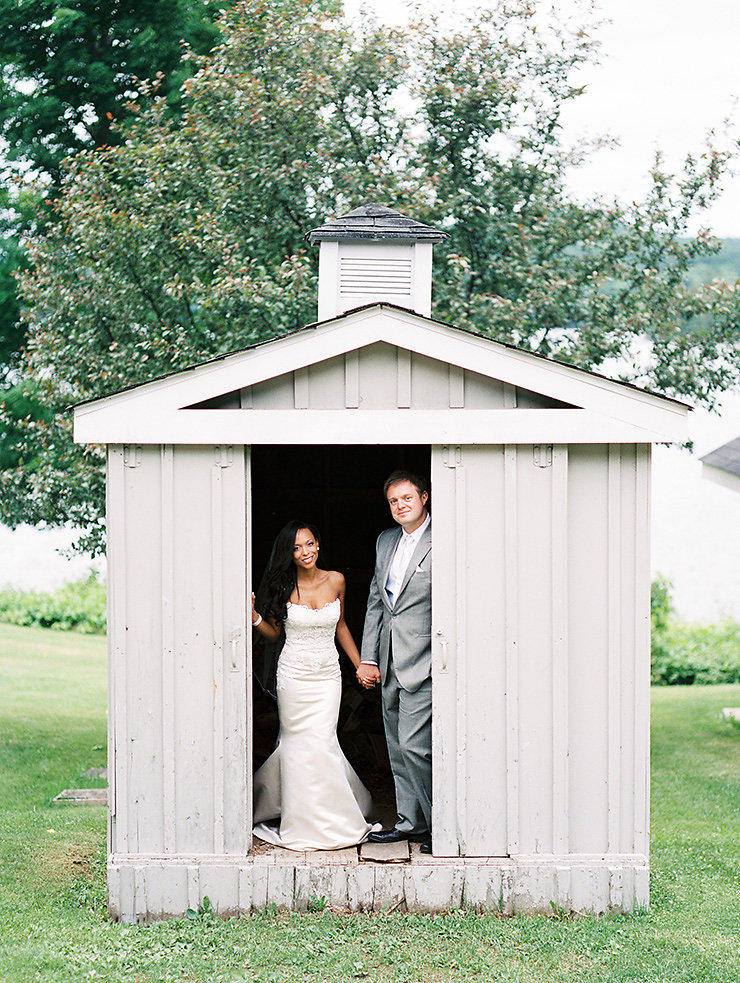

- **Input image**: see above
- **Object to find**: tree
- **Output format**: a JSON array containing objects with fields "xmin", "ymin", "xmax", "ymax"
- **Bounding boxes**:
[
  {"xmin": 3, "ymin": 0, "xmax": 740, "ymax": 553},
  {"xmin": 0, "ymin": 0, "xmax": 225, "ymax": 387},
  {"xmin": 0, "ymin": 0, "xmax": 223, "ymax": 186}
]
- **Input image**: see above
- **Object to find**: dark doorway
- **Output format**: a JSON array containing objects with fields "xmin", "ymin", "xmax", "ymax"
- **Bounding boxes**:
[{"xmin": 250, "ymin": 444, "xmax": 430, "ymax": 827}]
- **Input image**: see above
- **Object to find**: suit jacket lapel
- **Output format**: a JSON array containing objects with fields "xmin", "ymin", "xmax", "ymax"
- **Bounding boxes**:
[
  {"xmin": 396, "ymin": 523, "xmax": 431, "ymax": 602},
  {"xmin": 380, "ymin": 528, "xmax": 403, "ymax": 611}
]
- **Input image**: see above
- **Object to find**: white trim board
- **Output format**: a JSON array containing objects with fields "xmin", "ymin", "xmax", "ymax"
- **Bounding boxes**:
[{"xmin": 76, "ymin": 408, "xmax": 675, "ymax": 447}]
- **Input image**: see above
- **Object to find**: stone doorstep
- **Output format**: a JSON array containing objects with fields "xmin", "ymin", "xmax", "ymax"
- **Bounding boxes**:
[
  {"xmin": 359, "ymin": 840, "xmax": 410, "ymax": 863},
  {"xmin": 252, "ymin": 839, "xmax": 410, "ymax": 864},
  {"xmin": 52, "ymin": 788, "xmax": 107, "ymax": 805}
]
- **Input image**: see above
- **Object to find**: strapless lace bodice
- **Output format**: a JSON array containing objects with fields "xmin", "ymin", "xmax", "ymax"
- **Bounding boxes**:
[{"xmin": 277, "ymin": 598, "xmax": 341, "ymax": 680}]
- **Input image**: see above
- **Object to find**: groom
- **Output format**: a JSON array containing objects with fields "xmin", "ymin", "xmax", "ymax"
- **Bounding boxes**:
[{"xmin": 357, "ymin": 471, "xmax": 432, "ymax": 854}]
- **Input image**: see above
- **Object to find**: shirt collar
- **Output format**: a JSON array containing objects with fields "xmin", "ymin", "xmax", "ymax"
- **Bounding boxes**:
[{"xmin": 401, "ymin": 511, "xmax": 430, "ymax": 545}]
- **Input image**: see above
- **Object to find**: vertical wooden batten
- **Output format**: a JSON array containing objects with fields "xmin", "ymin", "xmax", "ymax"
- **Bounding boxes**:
[
  {"xmin": 211, "ymin": 447, "xmax": 227, "ymax": 855},
  {"xmin": 503, "ymin": 384, "xmax": 517, "ymax": 409},
  {"xmin": 633, "ymin": 445, "xmax": 651, "ymax": 856},
  {"xmin": 504, "ymin": 444, "xmax": 520, "ymax": 856},
  {"xmin": 293, "ymin": 368, "xmax": 310, "ymax": 409},
  {"xmin": 344, "ymin": 351, "xmax": 359, "ymax": 408},
  {"xmin": 217, "ymin": 445, "xmax": 248, "ymax": 855},
  {"xmin": 448, "ymin": 365, "xmax": 465, "ymax": 408},
  {"xmin": 453, "ymin": 449, "xmax": 467, "ymax": 853},
  {"xmin": 244, "ymin": 448, "xmax": 254, "ymax": 853},
  {"xmin": 161, "ymin": 445, "xmax": 176, "ymax": 853},
  {"xmin": 107, "ymin": 446, "xmax": 127, "ymax": 854},
  {"xmin": 550, "ymin": 445, "xmax": 569, "ymax": 855},
  {"xmin": 607, "ymin": 444, "xmax": 622, "ymax": 852},
  {"xmin": 431, "ymin": 445, "xmax": 459, "ymax": 857},
  {"xmin": 397, "ymin": 347, "xmax": 412, "ymax": 408}
]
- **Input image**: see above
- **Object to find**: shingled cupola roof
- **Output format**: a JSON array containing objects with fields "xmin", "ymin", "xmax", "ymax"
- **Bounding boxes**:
[
  {"xmin": 306, "ymin": 203, "xmax": 448, "ymax": 244},
  {"xmin": 307, "ymin": 204, "xmax": 447, "ymax": 321}
]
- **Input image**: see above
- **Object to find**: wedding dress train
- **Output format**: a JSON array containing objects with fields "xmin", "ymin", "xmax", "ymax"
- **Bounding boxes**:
[{"xmin": 253, "ymin": 598, "xmax": 379, "ymax": 851}]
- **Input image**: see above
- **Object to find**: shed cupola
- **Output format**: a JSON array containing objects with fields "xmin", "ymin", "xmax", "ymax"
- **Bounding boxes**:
[{"xmin": 307, "ymin": 203, "xmax": 447, "ymax": 321}]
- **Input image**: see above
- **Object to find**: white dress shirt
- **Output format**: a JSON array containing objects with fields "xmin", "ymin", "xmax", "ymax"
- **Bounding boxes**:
[{"xmin": 384, "ymin": 512, "xmax": 430, "ymax": 607}]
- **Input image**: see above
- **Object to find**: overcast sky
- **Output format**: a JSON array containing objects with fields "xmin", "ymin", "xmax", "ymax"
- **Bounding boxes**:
[{"xmin": 345, "ymin": 0, "xmax": 740, "ymax": 237}]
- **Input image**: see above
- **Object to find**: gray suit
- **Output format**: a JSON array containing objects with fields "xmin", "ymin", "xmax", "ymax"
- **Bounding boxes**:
[{"xmin": 361, "ymin": 522, "xmax": 432, "ymax": 836}]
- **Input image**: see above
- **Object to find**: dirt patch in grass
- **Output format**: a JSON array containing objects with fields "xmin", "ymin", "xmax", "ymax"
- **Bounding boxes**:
[
  {"xmin": 33, "ymin": 835, "xmax": 101, "ymax": 889},
  {"xmin": 556, "ymin": 951, "xmax": 596, "ymax": 974}
]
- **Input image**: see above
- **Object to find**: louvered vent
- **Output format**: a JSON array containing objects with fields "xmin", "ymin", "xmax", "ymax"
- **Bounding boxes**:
[{"xmin": 339, "ymin": 256, "xmax": 413, "ymax": 297}]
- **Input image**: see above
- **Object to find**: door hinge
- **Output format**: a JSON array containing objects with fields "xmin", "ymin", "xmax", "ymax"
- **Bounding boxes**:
[
  {"xmin": 533, "ymin": 444, "xmax": 553, "ymax": 468},
  {"xmin": 123, "ymin": 445, "xmax": 142, "ymax": 468},
  {"xmin": 442, "ymin": 445, "xmax": 463, "ymax": 468},
  {"xmin": 214, "ymin": 445, "xmax": 234, "ymax": 468}
]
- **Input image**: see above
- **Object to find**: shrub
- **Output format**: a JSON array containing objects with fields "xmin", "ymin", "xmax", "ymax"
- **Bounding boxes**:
[
  {"xmin": 0, "ymin": 574, "xmax": 106, "ymax": 633},
  {"xmin": 652, "ymin": 620, "xmax": 740, "ymax": 685},
  {"xmin": 651, "ymin": 575, "xmax": 740, "ymax": 685}
]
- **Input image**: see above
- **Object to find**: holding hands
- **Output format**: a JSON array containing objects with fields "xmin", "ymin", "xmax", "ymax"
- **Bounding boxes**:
[{"xmin": 357, "ymin": 663, "xmax": 380, "ymax": 689}]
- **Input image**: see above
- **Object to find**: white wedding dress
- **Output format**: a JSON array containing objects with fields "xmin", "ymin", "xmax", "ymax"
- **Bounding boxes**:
[{"xmin": 252, "ymin": 598, "xmax": 379, "ymax": 851}]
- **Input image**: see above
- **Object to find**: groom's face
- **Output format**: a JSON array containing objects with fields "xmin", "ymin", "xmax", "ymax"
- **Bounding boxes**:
[{"xmin": 386, "ymin": 480, "xmax": 428, "ymax": 533}]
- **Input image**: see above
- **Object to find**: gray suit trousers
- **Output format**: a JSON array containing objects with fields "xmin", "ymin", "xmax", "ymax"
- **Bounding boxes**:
[
  {"xmin": 382, "ymin": 650, "xmax": 432, "ymax": 836},
  {"xmin": 362, "ymin": 523, "xmax": 433, "ymax": 835}
]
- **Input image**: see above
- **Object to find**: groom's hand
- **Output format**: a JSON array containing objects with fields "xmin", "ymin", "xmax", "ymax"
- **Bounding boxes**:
[{"xmin": 357, "ymin": 663, "xmax": 381, "ymax": 689}]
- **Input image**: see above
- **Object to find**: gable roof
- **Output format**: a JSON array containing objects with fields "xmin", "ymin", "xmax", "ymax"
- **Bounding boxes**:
[
  {"xmin": 701, "ymin": 436, "xmax": 740, "ymax": 493},
  {"xmin": 701, "ymin": 436, "xmax": 740, "ymax": 477},
  {"xmin": 73, "ymin": 302, "xmax": 691, "ymax": 446}
]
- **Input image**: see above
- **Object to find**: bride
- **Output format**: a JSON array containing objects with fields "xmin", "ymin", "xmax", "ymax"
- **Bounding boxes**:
[{"xmin": 250, "ymin": 520, "xmax": 380, "ymax": 851}]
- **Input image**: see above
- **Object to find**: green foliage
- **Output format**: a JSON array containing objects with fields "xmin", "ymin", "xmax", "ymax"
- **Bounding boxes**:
[
  {"xmin": 0, "ymin": 379, "xmax": 54, "ymax": 469},
  {"xmin": 4, "ymin": 0, "xmax": 740, "ymax": 553},
  {"xmin": 0, "ymin": 180, "xmax": 41, "ymax": 379},
  {"xmin": 651, "ymin": 574, "xmax": 674, "ymax": 636},
  {"xmin": 0, "ymin": 0, "xmax": 226, "ymax": 383},
  {"xmin": 652, "ymin": 619, "xmax": 740, "ymax": 686},
  {"xmin": 0, "ymin": 574, "xmax": 106, "ymax": 633},
  {"xmin": 0, "ymin": 0, "xmax": 225, "ymax": 186},
  {"xmin": 651, "ymin": 575, "xmax": 740, "ymax": 684},
  {"xmin": 650, "ymin": 574, "xmax": 674, "ymax": 683},
  {"xmin": 2, "ymin": 623, "xmax": 740, "ymax": 981}
]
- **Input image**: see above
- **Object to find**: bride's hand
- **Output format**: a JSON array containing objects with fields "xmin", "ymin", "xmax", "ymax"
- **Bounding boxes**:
[
  {"xmin": 251, "ymin": 592, "xmax": 261, "ymax": 627},
  {"xmin": 357, "ymin": 663, "xmax": 380, "ymax": 689}
]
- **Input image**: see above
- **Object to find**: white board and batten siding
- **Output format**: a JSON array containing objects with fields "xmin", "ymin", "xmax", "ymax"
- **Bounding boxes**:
[
  {"xmin": 432, "ymin": 444, "xmax": 650, "ymax": 886},
  {"xmin": 242, "ymin": 341, "xmax": 559, "ymax": 415},
  {"xmin": 83, "ymin": 302, "xmax": 685, "ymax": 919},
  {"xmin": 106, "ymin": 444, "xmax": 250, "ymax": 906}
]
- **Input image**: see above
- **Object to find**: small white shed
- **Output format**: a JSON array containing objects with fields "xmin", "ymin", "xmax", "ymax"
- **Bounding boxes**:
[{"xmin": 74, "ymin": 204, "xmax": 690, "ymax": 920}]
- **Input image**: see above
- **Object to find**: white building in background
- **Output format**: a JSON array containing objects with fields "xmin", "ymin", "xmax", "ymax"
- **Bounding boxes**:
[{"xmin": 651, "ymin": 391, "xmax": 740, "ymax": 623}]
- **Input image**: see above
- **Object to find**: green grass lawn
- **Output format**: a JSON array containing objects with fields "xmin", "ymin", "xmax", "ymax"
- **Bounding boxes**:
[{"xmin": 0, "ymin": 623, "xmax": 738, "ymax": 983}]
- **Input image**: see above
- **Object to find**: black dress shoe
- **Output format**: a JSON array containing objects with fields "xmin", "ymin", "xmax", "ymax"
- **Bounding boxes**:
[
  {"xmin": 419, "ymin": 840, "xmax": 432, "ymax": 854},
  {"xmin": 368, "ymin": 828, "xmax": 408, "ymax": 844}
]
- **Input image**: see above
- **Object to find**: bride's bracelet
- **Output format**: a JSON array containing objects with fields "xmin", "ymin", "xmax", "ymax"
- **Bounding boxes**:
[{"xmin": 252, "ymin": 614, "xmax": 263, "ymax": 628}]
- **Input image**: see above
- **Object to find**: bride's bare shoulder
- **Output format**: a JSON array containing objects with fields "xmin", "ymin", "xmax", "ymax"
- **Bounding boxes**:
[{"xmin": 326, "ymin": 570, "xmax": 345, "ymax": 589}]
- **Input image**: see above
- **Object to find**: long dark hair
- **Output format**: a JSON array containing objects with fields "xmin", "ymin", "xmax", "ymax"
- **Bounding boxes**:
[{"xmin": 256, "ymin": 520, "xmax": 321, "ymax": 626}]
